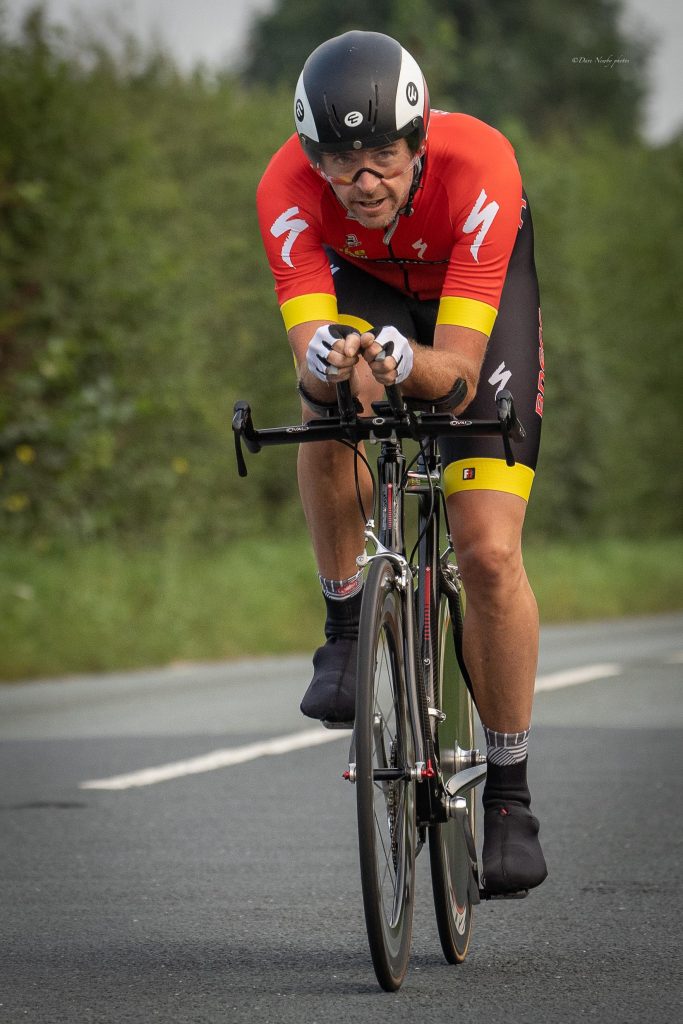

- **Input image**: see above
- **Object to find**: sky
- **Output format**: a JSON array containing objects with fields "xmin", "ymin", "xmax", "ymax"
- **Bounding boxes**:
[{"xmin": 6, "ymin": 0, "xmax": 683, "ymax": 142}]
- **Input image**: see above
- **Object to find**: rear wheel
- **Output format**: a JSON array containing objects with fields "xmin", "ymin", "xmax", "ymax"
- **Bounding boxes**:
[
  {"xmin": 428, "ymin": 586, "xmax": 477, "ymax": 963},
  {"xmin": 356, "ymin": 557, "xmax": 416, "ymax": 992}
]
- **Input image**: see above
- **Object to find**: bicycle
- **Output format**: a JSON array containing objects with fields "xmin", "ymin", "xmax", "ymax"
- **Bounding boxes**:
[{"xmin": 232, "ymin": 369, "xmax": 526, "ymax": 991}]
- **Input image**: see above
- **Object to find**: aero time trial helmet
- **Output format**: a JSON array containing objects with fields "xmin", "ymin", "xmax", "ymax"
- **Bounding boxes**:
[{"xmin": 294, "ymin": 31, "xmax": 430, "ymax": 169}]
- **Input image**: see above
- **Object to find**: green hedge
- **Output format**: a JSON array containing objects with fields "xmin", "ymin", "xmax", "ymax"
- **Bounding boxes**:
[{"xmin": 1, "ymin": 16, "xmax": 681, "ymax": 546}]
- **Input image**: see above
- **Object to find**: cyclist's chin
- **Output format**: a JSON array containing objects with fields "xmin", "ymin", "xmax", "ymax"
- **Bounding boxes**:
[{"xmin": 348, "ymin": 197, "xmax": 398, "ymax": 229}]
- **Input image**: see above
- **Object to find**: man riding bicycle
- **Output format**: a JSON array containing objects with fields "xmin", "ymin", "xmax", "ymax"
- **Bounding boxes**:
[{"xmin": 256, "ymin": 30, "xmax": 547, "ymax": 895}]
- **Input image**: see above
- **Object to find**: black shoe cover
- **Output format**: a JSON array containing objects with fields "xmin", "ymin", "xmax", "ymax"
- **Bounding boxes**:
[
  {"xmin": 300, "ymin": 636, "xmax": 357, "ymax": 723},
  {"xmin": 482, "ymin": 759, "xmax": 548, "ymax": 895}
]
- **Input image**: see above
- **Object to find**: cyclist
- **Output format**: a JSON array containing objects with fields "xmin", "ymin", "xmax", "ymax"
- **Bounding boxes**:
[{"xmin": 256, "ymin": 31, "xmax": 547, "ymax": 895}]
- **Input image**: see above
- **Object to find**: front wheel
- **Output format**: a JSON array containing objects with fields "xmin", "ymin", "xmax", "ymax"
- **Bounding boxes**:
[
  {"xmin": 355, "ymin": 557, "xmax": 416, "ymax": 992},
  {"xmin": 428, "ymin": 587, "xmax": 477, "ymax": 963}
]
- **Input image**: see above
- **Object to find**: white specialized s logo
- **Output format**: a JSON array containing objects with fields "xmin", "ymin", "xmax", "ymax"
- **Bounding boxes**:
[
  {"xmin": 270, "ymin": 206, "xmax": 309, "ymax": 268},
  {"xmin": 462, "ymin": 189, "xmax": 499, "ymax": 263},
  {"xmin": 488, "ymin": 361, "xmax": 512, "ymax": 397}
]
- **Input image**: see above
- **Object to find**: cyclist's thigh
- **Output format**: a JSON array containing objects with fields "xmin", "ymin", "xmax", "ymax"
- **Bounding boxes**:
[{"xmin": 439, "ymin": 195, "xmax": 545, "ymax": 504}]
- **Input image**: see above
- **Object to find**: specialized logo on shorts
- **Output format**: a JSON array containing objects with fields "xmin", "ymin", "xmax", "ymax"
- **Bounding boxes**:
[
  {"xmin": 344, "ymin": 111, "xmax": 363, "ymax": 127},
  {"xmin": 406, "ymin": 82, "xmax": 419, "ymax": 106},
  {"xmin": 488, "ymin": 361, "xmax": 512, "ymax": 398},
  {"xmin": 270, "ymin": 206, "xmax": 309, "ymax": 268},
  {"xmin": 462, "ymin": 467, "xmax": 476, "ymax": 480},
  {"xmin": 536, "ymin": 307, "xmax": 545, "ymax": 418},
  {"xmin": 463, "ymin": 188, "xmax": 500, "ymax": 263}
]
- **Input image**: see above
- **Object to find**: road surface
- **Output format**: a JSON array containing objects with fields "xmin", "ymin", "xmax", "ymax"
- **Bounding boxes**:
[{"xmin": 1, "ymin": 614, "xmax": 681, "ymax": 1022}]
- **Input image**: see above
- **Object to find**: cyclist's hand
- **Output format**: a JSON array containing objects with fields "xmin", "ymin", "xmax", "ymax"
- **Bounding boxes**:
[
  {"xmin": 306, "ymin": 325, "xmax": 361, "ymax": 383},
  {"xmin": 360, "ymin": 326, "xmax": 414, "ymax": 385}
]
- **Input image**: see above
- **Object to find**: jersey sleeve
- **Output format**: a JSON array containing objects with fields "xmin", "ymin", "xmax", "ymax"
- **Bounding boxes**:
[
  {"xmin": 436, "ymin": 118, "xmax": 523, "ymax": 336},
  {"xmin": 256, "ymin": 138, "xmax": 339, "ymax": 331}
]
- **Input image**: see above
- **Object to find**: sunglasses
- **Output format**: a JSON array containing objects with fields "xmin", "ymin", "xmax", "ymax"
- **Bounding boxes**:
[{"xmin": 317, "ymin": 148, "xmax": 423, "ymax": 186}]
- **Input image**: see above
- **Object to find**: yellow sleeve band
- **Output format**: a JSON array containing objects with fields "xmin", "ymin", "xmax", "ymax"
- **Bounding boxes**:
[
  {"xmin": 281, "ymin": 293, "xmax": 339, "ymax": 331},
  {"xmin": 436, "ymin": 296, "xmax": 498, "ymax": 335},
  {"xmin": 443, "ymin": 458, "xmax": 535, "ymax": 502}
]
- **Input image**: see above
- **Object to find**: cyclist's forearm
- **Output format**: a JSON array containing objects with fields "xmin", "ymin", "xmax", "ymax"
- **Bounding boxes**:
[
  {"xmin": 298, "ymin": 364, "xmax": 341, "ymax": 403},
  {"xmin": 406, "ymin": 342, "xmax": 483, "ymax": 409}
]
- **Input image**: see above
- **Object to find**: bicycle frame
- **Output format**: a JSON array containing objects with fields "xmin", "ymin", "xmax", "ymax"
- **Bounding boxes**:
[
  {"xmin": 357, "ymin": 430, "xmax": 470, "ymax": 832},
  {"xmin": 232, "ymin": 378, "xmax": 525, "ymax": 818}
]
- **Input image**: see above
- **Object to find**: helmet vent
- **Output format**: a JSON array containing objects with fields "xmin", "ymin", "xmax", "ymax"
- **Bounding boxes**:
[
  {"xmin": 323, "ymin": 94, "xmax": 343, "ymax": 139},
  {"xmin": 368, "ymin": 83, "xmax": 379, "ymax": 133}
]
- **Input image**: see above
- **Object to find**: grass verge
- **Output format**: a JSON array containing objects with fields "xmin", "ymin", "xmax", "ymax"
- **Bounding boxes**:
[{"xmin": 1, "ymin": 534, "xmax": 681, "ymax": 681}]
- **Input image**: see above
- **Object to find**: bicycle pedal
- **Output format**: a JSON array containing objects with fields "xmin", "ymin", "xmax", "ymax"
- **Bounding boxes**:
[
  {"xmin": 322, "ymin": 719, "xmax": 354, "ymax": 730},
  {"xmin": 479, "ymin": 888, "xmax": 529, "ymax": 901}
]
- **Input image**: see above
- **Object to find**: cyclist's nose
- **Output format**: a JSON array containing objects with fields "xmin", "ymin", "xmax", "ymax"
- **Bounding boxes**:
[{"xmin": 353, "ymin": 168, "xmax": 383, "ymax": 192}]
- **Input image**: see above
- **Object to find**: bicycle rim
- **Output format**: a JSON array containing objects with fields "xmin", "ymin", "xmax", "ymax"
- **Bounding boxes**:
[
  {"xmin": 356, "ymin": 557, "xmax": 416, "ymax": 992},
  {"xmin": 428, "ymin": 591, "xmax": 476, "ymax": 964}
]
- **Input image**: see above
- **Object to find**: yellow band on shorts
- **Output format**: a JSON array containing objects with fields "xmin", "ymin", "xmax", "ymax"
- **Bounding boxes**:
[
  {"xmin": 443, "ymin": 457, "xmax": 535, "ymax": 501},
  {"xmin": 337, "ymin": 313, "xmax": 373, "ymax": 332},
  {"xmin": 436, "ymin": 296, "xmax": 498, "ymax": 335}
]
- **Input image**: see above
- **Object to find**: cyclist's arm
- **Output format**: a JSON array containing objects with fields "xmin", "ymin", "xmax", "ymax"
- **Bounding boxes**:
[
  {"xmin": 406, "ymin": 323, "xmax": 487, "ymax": 410},
  {"xmin": 361, "ymin": 323, "xmax": 487, "ymax": 412}
]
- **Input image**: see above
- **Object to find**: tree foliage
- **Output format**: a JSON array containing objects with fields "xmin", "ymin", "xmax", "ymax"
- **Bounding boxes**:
[
  {"xmin": 0, "ymin": 6, "xmax": 680, "ymax": 547},
  {"xmin": 241, "ymin": 0, "xmax": 651, "ymax": 140}
]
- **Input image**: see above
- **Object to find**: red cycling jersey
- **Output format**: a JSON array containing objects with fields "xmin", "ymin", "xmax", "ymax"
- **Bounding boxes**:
[{"xmin": 257, "ymin": 111, "xmax": 525, "ymax": 339}]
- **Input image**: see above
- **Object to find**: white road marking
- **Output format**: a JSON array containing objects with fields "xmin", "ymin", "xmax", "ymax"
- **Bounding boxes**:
[
  {"xmin": 79, "ymin": 662, "xmax": 624, "ymax": 791},
  {"xmin": 79, "ymin": 727, "xmax": 345, "ymax": 791},
  {"xmin": 535, "ymin": 663, "xmax": 621, "ymax": 692}
]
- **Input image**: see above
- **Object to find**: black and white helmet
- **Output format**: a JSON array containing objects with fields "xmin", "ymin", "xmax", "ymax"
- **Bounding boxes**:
[{"xmin": 294, "ymin": 31, "xmax": 430, "ymax": 164}]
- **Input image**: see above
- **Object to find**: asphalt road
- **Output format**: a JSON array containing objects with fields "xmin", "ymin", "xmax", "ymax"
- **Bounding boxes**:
[{"xmin": 1, "ymin": 613, "xmax": 681, "ymax": 1023}]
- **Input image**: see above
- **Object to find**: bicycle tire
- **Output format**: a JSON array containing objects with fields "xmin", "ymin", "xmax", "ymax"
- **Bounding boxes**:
[
  {"xmin": 428, "ymin": 588, "xmax": 477, "ymax": 964},
  {"xmin": 355, "ymin": 556, "xmax": 416, "ymax": 992}
]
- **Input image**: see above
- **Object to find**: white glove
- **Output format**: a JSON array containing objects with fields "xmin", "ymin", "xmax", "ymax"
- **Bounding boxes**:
[
  {"xmin": 306, "ymin": 324, "xmax": 347, "ymax": 382},
  {"xmin": 373, "ymin": 326, "xmax": 414, "ymax": 384}
]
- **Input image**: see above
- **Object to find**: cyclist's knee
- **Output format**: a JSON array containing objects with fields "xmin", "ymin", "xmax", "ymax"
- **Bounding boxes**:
[
  {"xmin": 447, "ymin": 490, "xmax": 528, "ymax": 600},
  {"xmin": 456, "ymin": 535, "xmax": 523, "ymax": 600}
]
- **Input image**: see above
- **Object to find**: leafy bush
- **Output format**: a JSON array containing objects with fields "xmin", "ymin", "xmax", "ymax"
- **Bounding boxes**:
[{"xmin": 0, "ymin": 10, "xmax": 680, "ymax": 547}]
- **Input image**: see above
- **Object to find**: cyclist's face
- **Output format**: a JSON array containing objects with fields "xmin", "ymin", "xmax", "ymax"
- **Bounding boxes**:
[{"xmin": 319, "ymin": 140, "xmax": 418, "ymax": 229}]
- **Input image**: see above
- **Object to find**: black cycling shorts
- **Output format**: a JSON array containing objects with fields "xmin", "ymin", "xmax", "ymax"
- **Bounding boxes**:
[{"xmin": 326, "ymin": 196, "xmax": 544, "ymax": 502}]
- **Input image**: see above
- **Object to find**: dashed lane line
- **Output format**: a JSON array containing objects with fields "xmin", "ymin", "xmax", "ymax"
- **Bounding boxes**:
[
  {"xmin": 79, "ymin": 662, "xmax": 624, "ymax": 791},
  {"xmin": 79, "ymin": 727, "xmax": 344, "ymax": 791},
  {"xmin": 534, "ymin": 662, "xmax": 622, "ymax": 692}
]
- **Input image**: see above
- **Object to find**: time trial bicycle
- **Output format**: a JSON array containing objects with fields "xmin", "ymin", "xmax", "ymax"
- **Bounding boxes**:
[{"xmin": 232, "ymin": 369, "xmax": 526, "ymax": 991}]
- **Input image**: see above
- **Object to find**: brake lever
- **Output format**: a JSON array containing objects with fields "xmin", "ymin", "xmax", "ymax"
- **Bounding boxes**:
[
  {"xmin": 496, "ymin": 389, "xmax": 526, "ymax": 467},
  {"xmin": 232, "ymin": 400, "xmax": 260, "ymax": 477}
]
